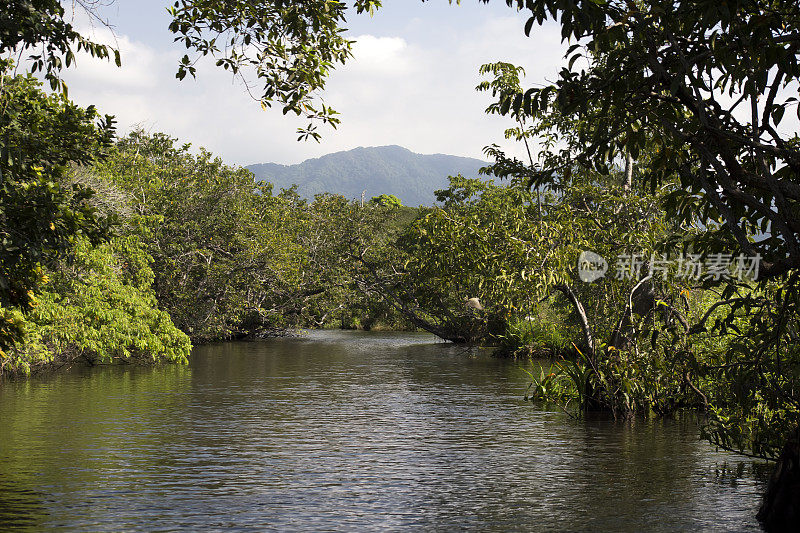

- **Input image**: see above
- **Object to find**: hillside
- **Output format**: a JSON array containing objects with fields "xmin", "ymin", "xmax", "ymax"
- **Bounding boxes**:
[{"xmin": 246, "ymin": 145, "xmax": 486, "ymax": 206}]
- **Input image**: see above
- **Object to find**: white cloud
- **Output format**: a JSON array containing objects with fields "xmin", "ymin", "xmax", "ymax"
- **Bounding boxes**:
[
  {"xmin": 350, "ymin": 35, "xmax": 412, "ymax": 75},
  {"xmin": 311, "ymin": 17, "xmax": 567, "ymax": 165},
  {"xmin": 47, "ymin": 1, "xmax": 799, "ymax": 178},
  {"xmin": 87, "ymin": 43, "xmax": 156, "ymax": 88},
  {"xmin": 54, "ymin": 6, "xmax": 569, "ymax": 167},
  {"xmin": 68, "ymin": 25, "xmax": 160, "ymax": 89}
]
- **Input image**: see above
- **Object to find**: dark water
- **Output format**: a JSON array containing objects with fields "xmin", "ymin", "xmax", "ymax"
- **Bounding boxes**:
[{"xmin": 0, "ymin": 330, "xmax": 766, "ymax": 531}]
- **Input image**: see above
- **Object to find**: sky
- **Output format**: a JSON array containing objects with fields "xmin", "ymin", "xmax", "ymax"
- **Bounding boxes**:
[{"xmin": 53, "ymin": 1, "xmax": 568, "ymax": 166}]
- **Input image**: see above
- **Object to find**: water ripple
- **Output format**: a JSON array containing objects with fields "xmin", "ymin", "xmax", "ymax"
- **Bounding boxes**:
[{"xmin": 0, "ymin": 331, "xmax": 765, "ymax": 531}]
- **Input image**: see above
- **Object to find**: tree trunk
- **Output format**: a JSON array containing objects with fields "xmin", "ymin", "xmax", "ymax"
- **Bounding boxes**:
[
  {"xmin": 758, "ymin": 437, "xmax": 800, "ymax": 531},
  {"xmin": 610, "ymin": 275, "xmax": 653, "ymax": 349},
  {"xmin": 623, "ymin": 152, "xmax": 634, "ymax": 191},
  {"xmin": 554, "ymin": 283, "xmax": 606, "ymax": 410},
  {"xmin": 554, "ymin": 283, "xmax": 594, "ymax": 358}
]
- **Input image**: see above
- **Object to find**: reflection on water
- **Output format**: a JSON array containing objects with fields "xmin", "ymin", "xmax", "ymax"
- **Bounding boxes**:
[{"xmin": 0, "ymin": 330, "xmax": 765, "ymax": 531}]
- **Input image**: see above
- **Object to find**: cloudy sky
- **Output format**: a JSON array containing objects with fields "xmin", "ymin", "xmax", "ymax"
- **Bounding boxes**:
[{"xmin": 55, "ymin": 1, "xmax": 567, "ymax": 166}]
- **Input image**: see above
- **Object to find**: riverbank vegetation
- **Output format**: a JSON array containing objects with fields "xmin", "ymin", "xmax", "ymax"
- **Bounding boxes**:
[
  {"xmin": 2, "ymin": 0, "xmax": 798, "ymax": 528},
  {"xmin": 0, "ymin": 80, "xmax": 422, "ymax": 372},
  {"xmin": 468, "ymin": 1, "xmax": 800, "ymax": 527}
]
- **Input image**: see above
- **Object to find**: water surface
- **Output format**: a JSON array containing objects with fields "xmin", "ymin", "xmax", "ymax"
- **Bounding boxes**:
[{"xmin": 0, "ymin": 330, "xmax": 765, "ymax": 531}]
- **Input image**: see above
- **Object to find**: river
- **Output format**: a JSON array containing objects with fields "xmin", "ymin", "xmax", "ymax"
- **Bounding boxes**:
[{"xmin": 0, "ymin": 330, "xmax": 766, "ymax": 531}]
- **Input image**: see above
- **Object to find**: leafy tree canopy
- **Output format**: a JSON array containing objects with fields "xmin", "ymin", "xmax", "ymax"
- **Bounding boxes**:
[
  {"xmin": 370, "ymin": 194, "xmax": 402, "ymax": 208},
  {"xmin": 0, "ymin": 1, "xmax": 120, "ymax": 94},
  {"xmin": 0, "ymin": 65, "xmax": 116, "ymax": 349},
  {"xmin": 475, "ymin": 3, "xmax": 800, "ymax": 526},
  {"xmin": 483, "ymin": 0, "xmax": 800, "ymax": 278},
  {"xmin": 170, "ymin": 0, "xmax": 382, "ymax": 140},
  {"xmin": 2, "ymin": 1, "xmax": 384, "ymax": 140}
]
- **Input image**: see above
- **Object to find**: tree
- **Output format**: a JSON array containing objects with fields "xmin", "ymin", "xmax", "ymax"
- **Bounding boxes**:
[
  {"xmin": 494, "ymin": 0, "xmax": 800, "ymax": 277},
  {"xmin": 0, "ymin": 64, "xmax": 116, "ymax": 351},
  {"xmin": 2, "ymin": 234, "xmax": 192, "ymax": 375},
  {"xmin": 3, "ymin": 0, "xmax": 383, "ymax": 141},
  {"xmin": 93, "ymin": 131, "xmax": 411, "ymax": 340},
  {"xmin": 1, "ymin": 0, "xmax": 400, "ymax": 354},
  {"xmin": 479, "ymin": 0, "xmax": 800, "ymax": 527},
  {"xmin": 389, "ymin": 176, "xmax": 540, "ymax": 343},
  {"xmin": 169, "ymin": 0, "xmax": 382, "ymax": 140},
  {"xmin": 370, "ymin": 194, "xmax": 403, "ymax": 208},
  {"xmin": 0, "ymin": 1, "xmax": 120, "ymax": 94},
  {"xmin": 93, "ymin": 131, "xmax": 303, "ymax": 341}
]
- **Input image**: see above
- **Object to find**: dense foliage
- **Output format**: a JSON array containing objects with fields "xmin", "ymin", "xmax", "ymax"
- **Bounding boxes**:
[
  {"xmin": 3, "ymin": 236, "xmax": 191, "ymax": 375},
  {"xmin": 0, "ymin": 64, "xmax": 117, "ymax": 353},
  {"xmin": 1, "ymin": 121, "xmax": 422, "ymax": 373},
  {"xmin": 472, "ymin": 0, "xmax": 800, "ymax": 526},
  {"xmin": 0, "ymin": 65, "xmax": 191, "ymax": 374},
  {"xmin": 91, "ymin": 130, "xmax": 419, "ymax": 342},
  {"xmin": 474, "ymin": 0, "xmax": 800, "ymax": 453}
]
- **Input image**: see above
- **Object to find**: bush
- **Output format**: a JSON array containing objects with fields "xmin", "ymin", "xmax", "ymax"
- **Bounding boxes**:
[{"xmin": 1, "ymin": 236, "xmax": 190, "ymax": 376}]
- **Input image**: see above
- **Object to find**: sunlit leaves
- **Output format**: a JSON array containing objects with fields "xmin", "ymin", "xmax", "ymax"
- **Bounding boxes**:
[
  {"xmin": 0, "ymin": 66, "xmax": 117, "ymax": 350},
  {"xmin": 477, "ymin": 0, "xmax": 800, "ymax": 461},
  {"xmin": 168, "ymin": 0, "xmax": 382, "ymax": 139},
  {"xmin": 0, "ymin": 1, "xmax": 121, "ymax": 96}
]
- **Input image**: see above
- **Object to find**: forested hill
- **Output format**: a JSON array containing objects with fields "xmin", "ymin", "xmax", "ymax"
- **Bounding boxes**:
[{"xmin": 246, "ymin": 145, "xmax": 486, "ymax": 206}]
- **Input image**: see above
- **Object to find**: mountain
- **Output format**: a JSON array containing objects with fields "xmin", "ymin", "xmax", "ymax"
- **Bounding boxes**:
[{"xmin": 246, "ymin": 145, "xmax": 487, "ymax": 206}]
